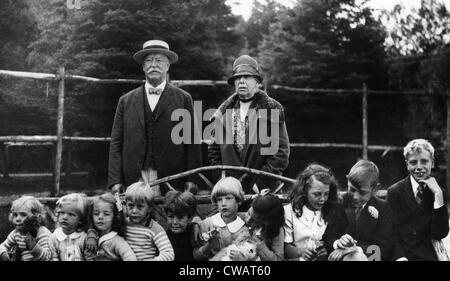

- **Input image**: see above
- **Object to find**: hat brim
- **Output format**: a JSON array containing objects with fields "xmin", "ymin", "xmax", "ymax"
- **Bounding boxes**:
[
  {"xmin": 227, "ymin": 73, "xmax": 263, "ymax": 85},
  {"xmin": 133, "ymin": 49, "xmax": 178, "ymax": 64}
]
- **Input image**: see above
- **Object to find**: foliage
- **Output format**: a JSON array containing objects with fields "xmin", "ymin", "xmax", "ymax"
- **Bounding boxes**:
[{"xmin": 256, "ymin": 0, "xmax": 388, "ymax": 89}]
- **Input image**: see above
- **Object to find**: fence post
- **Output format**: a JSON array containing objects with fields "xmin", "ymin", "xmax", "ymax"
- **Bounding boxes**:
[
  {"xmin": 447, "ymin": 90, "xmax": 450, "ymax": 194},
  {"xmin": 362, "ymin": 83, "xmax": 368, "ymax": 160},
  {"xmin": 64, "ymin": 140, "xmax": 72, "ymax": 188},
  {"xmin": 2, "ymin": 144, "xmax": 9, "ymax": 179},
  {"xmin": 54, "ymin": 66, "xmax": 65, "ymax": 196}
]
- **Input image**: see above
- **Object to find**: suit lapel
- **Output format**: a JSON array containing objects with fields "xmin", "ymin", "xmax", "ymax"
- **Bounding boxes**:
[
  {"xmin": 131, "ymin": 85, "xmax": 146, "ymax": 129},
  {"xmin": 356, "ymin": 197, "xmax": 376, "ymax": 237},
  {"xmin": 153, "ymin": 83, "xmax": 173, "ymax": 121},
  {"xmin": 399, "ymin": 177, "xmax": 419, "ymax": 212}
]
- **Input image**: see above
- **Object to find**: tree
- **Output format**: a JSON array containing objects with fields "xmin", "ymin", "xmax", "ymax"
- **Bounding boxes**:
[
  {"xmin": 256, "ymin": 0, "xmax": 388, "ymax": 89},
  {"xmin": 0, "ymin": 0, "xmax": 37, "ymax": 70}
]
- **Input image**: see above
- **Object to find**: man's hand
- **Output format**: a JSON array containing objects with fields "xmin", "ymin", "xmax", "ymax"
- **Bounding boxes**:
[
  {"xmin": 335, "ymin": 234, "xmax": 356, "ymax": 249},
  {"xmin": 110, "ymin": 183, "xmax": 125, "ymax": 195}
]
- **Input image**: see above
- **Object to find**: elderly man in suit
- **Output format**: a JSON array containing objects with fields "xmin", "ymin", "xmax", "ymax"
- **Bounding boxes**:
[
  {"xmin": 108, "ymin": 40, "xmax": 201, "ymax": 195},
  {"xmin": 208, "ymin": 55, "xmax": 290, "ymax": 197},
  {"xmin": 387, "ymin": 139, "xmax": 449, "ymax": 261}
]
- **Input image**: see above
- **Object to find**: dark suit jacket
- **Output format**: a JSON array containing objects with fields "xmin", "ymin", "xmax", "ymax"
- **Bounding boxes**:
[
  {"xmin": 323, "ymin": 194, "xmax": 393, "ymax": 260},
  {"xmin": 207, "ymin": 90, "xmax": 290, "ymax": 193},
  {"xmin": 387, "ymin": 176, "xmax": 449, "ymax": 260},
  {"xmin": 108, "ymin": 83, "xmax": 202, "ymax": 190}
]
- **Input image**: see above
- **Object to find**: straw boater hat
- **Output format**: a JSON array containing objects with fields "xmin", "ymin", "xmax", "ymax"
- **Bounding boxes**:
[
  {"xmin": 227, "ymin": 54, "xmax": 264, "ymax": 85},
  {"xmin": 133, "ymin": 40, "xmax": 179, "ymax": 64}
]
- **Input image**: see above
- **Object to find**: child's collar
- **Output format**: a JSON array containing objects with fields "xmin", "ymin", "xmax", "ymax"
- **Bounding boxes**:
[
  {"xmin": 98, "ymin": 231, "xmax": 118, "ymax": 245},
  {"xmin": 211, "ymin": 213, "xmax": 245, "ymax": 233},
  {"xmin": 54, "ymin": 227, "xmax": 84, "ymax": 242}
]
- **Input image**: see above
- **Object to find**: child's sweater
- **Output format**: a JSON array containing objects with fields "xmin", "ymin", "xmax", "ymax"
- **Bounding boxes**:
[
  {"xmin": 48, "ymin": 227, "xmax": 87, "ymax": 261},
  {"xmin": 86, "ymin": 231, "xmax": 137, "ymax": 261},
  {"xmin": 125, "ymin": 219, "xmax": 174, "ymax": 261},
  {"xmin": 0, "ymin": 226, "xmax": 51, "ymax": 261}
]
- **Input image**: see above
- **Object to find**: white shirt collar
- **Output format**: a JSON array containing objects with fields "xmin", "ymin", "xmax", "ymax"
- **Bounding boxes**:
[
  {"xmin": 410, "ymin": 175, "xmax": 419, "ymax": 195},
  {"xmin": 98, "ymin": 231, "xmax": 118, "ymax": 245},
  {"xmin": 300, "ymin": 205, "xmax": 325, "ymax": 226},
  {"xmin": 211, "ymin": 213, "xmax": 245, "ymax": 233},
  {"xmin": 53, "ymin": 227, "xmax": 84, "ymax": 242},
  {"xmin": 145, "ymin": 80, "xmax": 166, "ymax": 94}
]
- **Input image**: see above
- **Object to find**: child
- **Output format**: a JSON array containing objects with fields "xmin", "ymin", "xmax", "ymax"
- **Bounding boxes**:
[
  {"xmin": 124, "ymin": 181, "xmax": 174, "ymax": 261},
  {"xmin": 246, "ymin": 194, "xmax": 285, "ymax": 261},
  {"xmin": 48, "ymin": 193, "xmax": 90, "ymax": 261},
  {"xmin": 163, "ymin": 190, "xmax": 201, "ymax": 261},
  {"xmin": 326, "ymin": 160, "xmax": 393, "ymax": 261},
  {"xmin": 194, "ymin": 176, "xmax": 250, "ymax": 261},
  {"xmin": 0, "ymin": 196, "xmax": 51, "ymax": 261},
  {"xmin": 85, "ymin": 193, "xmax": 136, "ymax": 261},
  {"xmin": 284, "ymin": 164, "xmax": 340, "ymax": 261},
  {"xmin": 387, "ymin": 139, "xmax": 449, "ymax": 261}
]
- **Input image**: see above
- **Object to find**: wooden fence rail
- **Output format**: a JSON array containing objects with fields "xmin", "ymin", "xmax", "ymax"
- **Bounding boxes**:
[{"xmin": 1, "ymin": 68, "xmax": 449, "ymax": 196}]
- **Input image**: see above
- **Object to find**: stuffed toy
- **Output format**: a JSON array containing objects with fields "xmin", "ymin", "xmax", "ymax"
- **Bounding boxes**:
[{"xmin": 211, "ymin": 233, "xmax": 259, "ymax": 261}]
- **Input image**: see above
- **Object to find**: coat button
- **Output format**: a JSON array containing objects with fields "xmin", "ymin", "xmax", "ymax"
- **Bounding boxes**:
[{"xmin": 413, "ymin": 231, "xmax": 417, "ymax": 235}]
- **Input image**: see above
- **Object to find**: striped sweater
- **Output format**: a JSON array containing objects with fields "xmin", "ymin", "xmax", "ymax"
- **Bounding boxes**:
[
  {"xmin": 0, "ymin": 226, "xmax": 52, "ymax": 261},
  {"xmin": 125, "ymin": 219, "xmax": 174, "ymax": 261}
]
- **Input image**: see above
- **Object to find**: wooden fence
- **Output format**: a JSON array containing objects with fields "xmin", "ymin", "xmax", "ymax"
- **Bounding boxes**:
[{"xmin": 0, "ymin": 68, "xmax": 449, "ymax": 196}]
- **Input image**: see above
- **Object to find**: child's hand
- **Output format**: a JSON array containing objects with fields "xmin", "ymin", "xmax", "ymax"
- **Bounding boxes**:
[
  {"xmin": 85, "ymin": 237, "xmax": 98, "ymax": 253},
  {"xmin": 420, "ymin": 177, "xmax": 442, "ymax": 196},
  {"xmin": 316, "ymin": 247, "xmax": 328, "ymax": 261},
  {"xmin": 24, "ymin": 233, "xmax": 37, "ymax": 250},
  {"xmin": 336, "ymin": 234, "xmax": 356, "ymax": 249},
  {"xmin": 229, "ymin": 249, "xmax": 245, "ymax": 261},
  {"xmin": 328, "ymin": 249, "xmax": 345, "ymax": 261},
  {"xmin": 302, "ymin": 248, "xmax": 317, "ymax": 261},
  {"xmin": 0, "ymin": 252, "xmax": 10, "ymax": 261}
]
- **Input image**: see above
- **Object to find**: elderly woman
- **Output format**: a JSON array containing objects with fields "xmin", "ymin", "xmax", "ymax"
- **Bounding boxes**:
[{"xmin": 208, "ymin": 54, "xmax": 290, "ymax": 197}]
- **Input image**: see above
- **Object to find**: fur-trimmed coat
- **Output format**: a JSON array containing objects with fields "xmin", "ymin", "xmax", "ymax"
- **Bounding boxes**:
[{"xmin": 207, "ymin": 90, "xmax": 290, "ymax": 193}]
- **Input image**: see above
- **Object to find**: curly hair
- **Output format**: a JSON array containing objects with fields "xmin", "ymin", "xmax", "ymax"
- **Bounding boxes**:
[
  {"xmin": 251, "ymin": 194, "xmax": 284, "ymax": 240},
  {"xmin": 288, "ymin": 163, "xmax": 340, "ymax": 223},
  {"xmin": 88, "ymin": 193, "xmax": 127, "ymax": 237}
]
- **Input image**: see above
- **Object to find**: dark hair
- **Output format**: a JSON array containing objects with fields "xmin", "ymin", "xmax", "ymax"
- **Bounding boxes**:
[
  {"xmin": 347, "ymin": 160, "xmax": 379, "ymax": 192},
  {"xmin": 289, "ymin": 163, "xmax": 340, "ymax": 222},
  {"xmin": 88, "ymin": 193, "xmax": 126, "ymax": 236},
  {"xmin": 251, "ymin": 194, "xmax": 284, "ymax": 240},
  {"xmin": 163, "ymin": 191, "xmax": 197, "ymax": 218}
]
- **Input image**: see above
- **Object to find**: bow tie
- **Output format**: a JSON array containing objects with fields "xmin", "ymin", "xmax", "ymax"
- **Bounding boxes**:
[{"xmin": 148, "ymin": 88, "xmax": 162, "ymax": 95}]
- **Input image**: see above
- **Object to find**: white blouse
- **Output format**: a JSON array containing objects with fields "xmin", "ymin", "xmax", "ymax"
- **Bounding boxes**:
[{"xmin": 283, "ymin": 203, "xmax": 327, "ymax": 256}]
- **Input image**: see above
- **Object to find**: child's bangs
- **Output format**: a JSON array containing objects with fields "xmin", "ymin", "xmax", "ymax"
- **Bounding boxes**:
[
  {"xmin": 212, "ymin": 184, "xmax": 243, "ymax": 203},
  {"xmin": 125, "ymin": 183, "xmax": 154, "ymax": 205}
]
